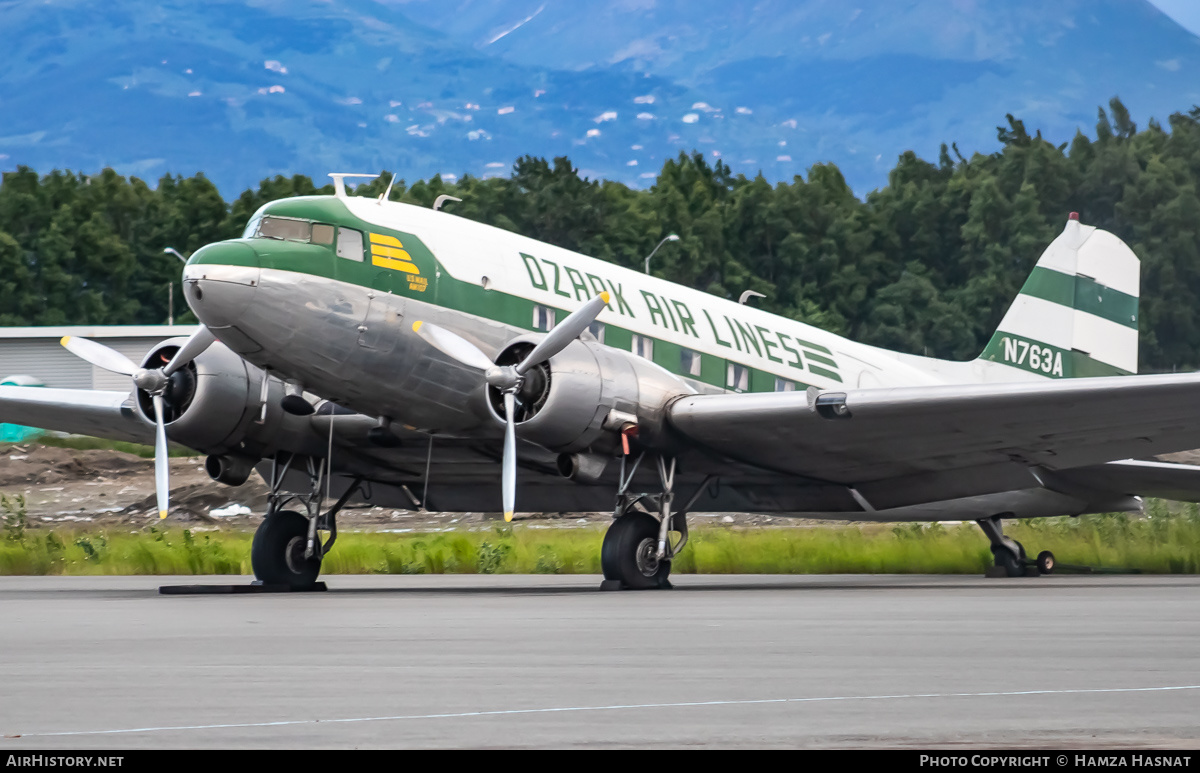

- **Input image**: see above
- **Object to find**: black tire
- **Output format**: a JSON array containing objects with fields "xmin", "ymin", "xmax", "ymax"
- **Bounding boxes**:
[
  {"xmin": 251, "ymin": 510, "xmax": 321, "ymax": 589},
  {"xmin": 991, "ymin": 545, "xmax": 1025, "ymax": 578},
  {"xmin": 1013, "ymin": 540, "xmax": 1027, "ymax": 562},
  {"xmin": 601, "ymin": 512, "xmax": 671, "ymax": 590},
  {"xmin": 1036, "ymin": 550, "xmax": 1055, "ymax": 575}
]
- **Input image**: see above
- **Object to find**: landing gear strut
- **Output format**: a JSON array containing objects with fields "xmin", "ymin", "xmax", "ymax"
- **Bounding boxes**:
[
  {"xmin": 250, "ymin": 452, "xmax": 362, "ymax": 589},
  {"xmin": 976, "ymin": 514, "xmax": 1055, "ymax": 577},
  {"xmin": 600, "ymin": 453, "xmax": 711, "ymax": 590}
]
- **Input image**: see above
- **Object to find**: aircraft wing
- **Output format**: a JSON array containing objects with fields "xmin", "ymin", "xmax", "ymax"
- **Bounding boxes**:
[
  {"xmin": 668, "ymin": 372, "xmax": 1200, "ymax": 510},
  {"xmin": 0, "ymin": 386, "xmax": 153, "ymax": 445}
]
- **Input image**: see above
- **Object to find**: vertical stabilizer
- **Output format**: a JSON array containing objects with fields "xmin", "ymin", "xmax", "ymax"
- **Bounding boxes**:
[{"xmin": 976, "ymin": 214, "xmax": 1139, "ymax": 379}]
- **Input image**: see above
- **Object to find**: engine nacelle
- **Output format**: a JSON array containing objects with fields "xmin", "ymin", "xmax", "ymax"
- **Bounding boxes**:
[
  {"xmin": 133, "ymin": 337, "xmax": 333, "ymax": 474},
  {"xmin": 135, "ymin": 338, "xmax": 258, "ymax": 453},
  {"xmin": 486, "ymin": 336, "xmax": 693, "ymax": 456}
]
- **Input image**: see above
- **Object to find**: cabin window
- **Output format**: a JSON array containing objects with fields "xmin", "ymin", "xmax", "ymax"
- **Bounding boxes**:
[
  {"xmin": 587, "ymin": 321, "xmax": 605, "ymax": 343},
  {"xmin": 727, "ymin": 363, "xmax": 749, "ymax": 392},
  {"xmin": 336, "ymin": 227, "xmax": 364, "ymax": 261},
  {"xmin": 311, "ymin": 224, "xmax": 335, "ymax": 245},
  {"xmin": 258, "ymin": 216, "xmax": 312, "ymax": 242},
  {"xmin": 533, "ymin": 305, "xmax": 556, "ymax": 331},
  {"xmin": 681, "ymin": 348, "xmax": 702, "ymax": 377},
  {"xmin": 775, "ymin": 377, "xmax": 798, "ymax": 392},
  {"xmin": 632, "ymin": 334, "xmax": 653, "ymax": 360}
]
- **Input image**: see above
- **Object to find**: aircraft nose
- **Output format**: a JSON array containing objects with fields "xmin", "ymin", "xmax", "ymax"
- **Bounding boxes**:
[{"xmin": 182, "ymin": 241, "xmax": 260, "ymax": 330}]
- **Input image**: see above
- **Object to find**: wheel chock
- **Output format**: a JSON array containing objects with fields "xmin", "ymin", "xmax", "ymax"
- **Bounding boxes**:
[{"xmin": 158, "ymin": 582, "xmax": 328, "ymax": 594}]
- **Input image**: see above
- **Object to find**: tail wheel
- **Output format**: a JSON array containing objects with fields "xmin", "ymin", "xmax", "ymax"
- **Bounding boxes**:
[
  {"xmin": 251, "ymin": 509, "xmax": 321, "ymax": 589},
  {"xmin": 601, "ymin": 512, "xmax": 671, "ymax": 590},
  {"xmin": 991, "ymin": 545, "xmax": 1025, "ymax": 578}
]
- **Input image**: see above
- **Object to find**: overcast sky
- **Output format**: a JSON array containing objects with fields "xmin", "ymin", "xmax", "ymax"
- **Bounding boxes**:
[{"xmin": 1148, "ymin": 0, "xmax": 1200, "ymax": 37}]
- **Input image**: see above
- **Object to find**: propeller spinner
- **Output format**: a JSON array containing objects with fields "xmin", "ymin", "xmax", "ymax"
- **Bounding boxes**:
[
  {"xmin": 61, "ymin": 326, "xmax": 216, "ymax": 519},
  {"xmin": 412, "ymin": 292, "xmax": 610, "ymax": 521}
]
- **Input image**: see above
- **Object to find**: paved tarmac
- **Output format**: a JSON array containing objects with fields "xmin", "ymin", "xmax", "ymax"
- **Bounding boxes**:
[{"xmin": 1, "ymin": 574, "xmax": 1199, "ymax": 748}]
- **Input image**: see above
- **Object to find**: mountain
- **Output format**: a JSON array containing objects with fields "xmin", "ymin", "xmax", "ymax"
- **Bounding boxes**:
[{"xmin": 1, "ymin": 0, "xmax": 1198, "ymax": 195}]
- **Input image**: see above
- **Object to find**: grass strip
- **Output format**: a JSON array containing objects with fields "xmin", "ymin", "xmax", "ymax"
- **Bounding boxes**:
[{"xmin": 3, "ymin": 505, "xmax": 1200, "ymax": 576}]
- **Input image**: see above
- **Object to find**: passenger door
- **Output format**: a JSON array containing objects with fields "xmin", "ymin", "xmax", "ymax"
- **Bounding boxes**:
[{"xmin": 358, "ymin": 269, "xmax": 402, "ymax": 352}]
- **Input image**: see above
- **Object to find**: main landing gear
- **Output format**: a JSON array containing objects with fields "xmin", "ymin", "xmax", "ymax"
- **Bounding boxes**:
[
  {"xmin": 250, "ymin": 452, "xmax": 362, "ymax": 590},
  {"xmin": 600, "ymin": 453, "xmax": 712, "ymax": 590},
  {"xmin": 977, "ymin": 514, "xmax": 1055, "ymax": 578}
]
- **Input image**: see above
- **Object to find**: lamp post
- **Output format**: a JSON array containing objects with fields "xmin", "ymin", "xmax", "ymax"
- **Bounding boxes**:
[
  {"xmin": 163, "ymin": 249, "xmax": 187, "ymax": 325},
  {"xmin": 643, "ymin": 233, "xmax": 680, "ymax": 274}
]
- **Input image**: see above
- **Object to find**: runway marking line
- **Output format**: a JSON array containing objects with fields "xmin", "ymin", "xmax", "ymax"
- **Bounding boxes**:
[{"xmin": 12, "ymin": 684, "xmax": 1200, "ymax": 738}]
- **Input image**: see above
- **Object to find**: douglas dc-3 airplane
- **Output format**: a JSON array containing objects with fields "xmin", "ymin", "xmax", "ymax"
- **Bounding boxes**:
[{"xmin": 4, "ymin": 172, "xmax": 1200, "ymax": 590}]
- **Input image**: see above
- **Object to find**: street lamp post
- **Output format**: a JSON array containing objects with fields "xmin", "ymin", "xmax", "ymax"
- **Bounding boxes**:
[
  {"xmin": 643, "ymin": 234, "xmax": 680, "ymax": 274},
  {"xmin": 162, "ymin": 248, "xmax": 187, "ymax": 325}
]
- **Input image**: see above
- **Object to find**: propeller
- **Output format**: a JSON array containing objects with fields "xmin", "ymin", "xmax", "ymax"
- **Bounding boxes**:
[
  {"xmin": 61, "ymin": 325, "xmax": 216, "ymax": 519},
  {"xmin": 412, "ymin": 292, "xmax": 610, "ymax": 521}
]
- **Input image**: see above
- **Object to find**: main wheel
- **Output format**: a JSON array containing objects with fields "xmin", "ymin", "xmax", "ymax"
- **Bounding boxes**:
[
  {"xmin": 601, "ymin": 512, "xmax": 671, "ymax": 590},
  {"xmin": 251, "ymin": 510, "xmax": 322, "ymax": 589}
]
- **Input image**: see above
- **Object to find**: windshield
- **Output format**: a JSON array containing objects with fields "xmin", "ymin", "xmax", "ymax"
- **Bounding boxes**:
[{"xmin": 257, "ymin": 216, "xmax": 312, "ymax": 242}]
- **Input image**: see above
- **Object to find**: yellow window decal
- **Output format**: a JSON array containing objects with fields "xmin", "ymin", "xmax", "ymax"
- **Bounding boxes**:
[{"xmin": 369, "ymin": 233, "xmax": 420, "ymax": 274}]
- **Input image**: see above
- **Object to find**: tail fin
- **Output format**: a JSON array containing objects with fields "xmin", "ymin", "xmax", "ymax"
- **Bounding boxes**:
[{"xmin": 977, "ymin": 214, "xmax": 1139, "ymax": 379}]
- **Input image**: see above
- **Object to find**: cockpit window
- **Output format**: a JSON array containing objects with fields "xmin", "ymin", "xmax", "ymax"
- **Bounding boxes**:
[
  {"xmin": 257, "ymin": 216, "xmax": 312, "ymax": 242},
  {"xmin": 311, "ymin": 224, "xmax": 335, "ymax": 245},
  {"xmin": 242, "ymin": 216, "xmax": 261, "ymax": 239}
]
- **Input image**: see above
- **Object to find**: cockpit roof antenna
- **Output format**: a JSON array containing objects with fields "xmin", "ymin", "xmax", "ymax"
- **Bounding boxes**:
[{"xmin": 378, "ymin": 173, "xmax": 397, "ymax": 205}]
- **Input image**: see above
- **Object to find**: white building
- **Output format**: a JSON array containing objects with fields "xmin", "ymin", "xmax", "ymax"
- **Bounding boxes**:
[{"xmin": 0, "ymin": 325, "xmax": 199, "ymax": 390}]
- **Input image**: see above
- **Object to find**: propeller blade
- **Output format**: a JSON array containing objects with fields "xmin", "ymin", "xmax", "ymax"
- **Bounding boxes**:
[
  {"xmin": 163, "ymin": 326, "xmax": 215, "ymax": 376},
  {"xmin": 502, "ymin": 391, "xmax": 516, "ymax": 522},
  {"xmin": 61, "ymin": 336, "xmax": 138, "ymax": 376},
  {"xmin": 412, "ymin": 321, "xmax": 495, "ymax": 371},
  {"xmin": 516, "ymin": 292, "xmax": 609, "ymax": 374},
  {"xmin": 152, "ymin": 393, "xmax": 170, "ymax": 520}
]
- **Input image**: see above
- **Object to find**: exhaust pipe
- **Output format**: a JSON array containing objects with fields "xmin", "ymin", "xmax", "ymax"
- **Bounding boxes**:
[
  {"xmin": 205, "ymin": 454, "xmax": 257, "ymax": 486},
  {"xmin": 556, "ymin": 452, "xmax": 610, "ymax": 484}
]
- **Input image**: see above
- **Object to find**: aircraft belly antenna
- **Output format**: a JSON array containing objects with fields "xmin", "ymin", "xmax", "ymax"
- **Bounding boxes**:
[{"xmin": 328, "ymin": 172, "xmax": 380, "ymax": 199}]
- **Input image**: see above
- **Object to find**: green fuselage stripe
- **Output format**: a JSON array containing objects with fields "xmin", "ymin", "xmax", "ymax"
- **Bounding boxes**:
[{"xmin": 1019, "ymin": 266, "xmax": 1139, "ymax": 329}]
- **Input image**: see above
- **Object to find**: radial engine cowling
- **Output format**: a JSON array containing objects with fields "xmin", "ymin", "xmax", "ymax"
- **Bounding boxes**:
[
  {"xmin": 133, "ymin": 337, "xmax": 261, "ymax": 456},
  {"xmin": 486, "ymin": 336, "xmax": 692, "ymax": 456}
]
